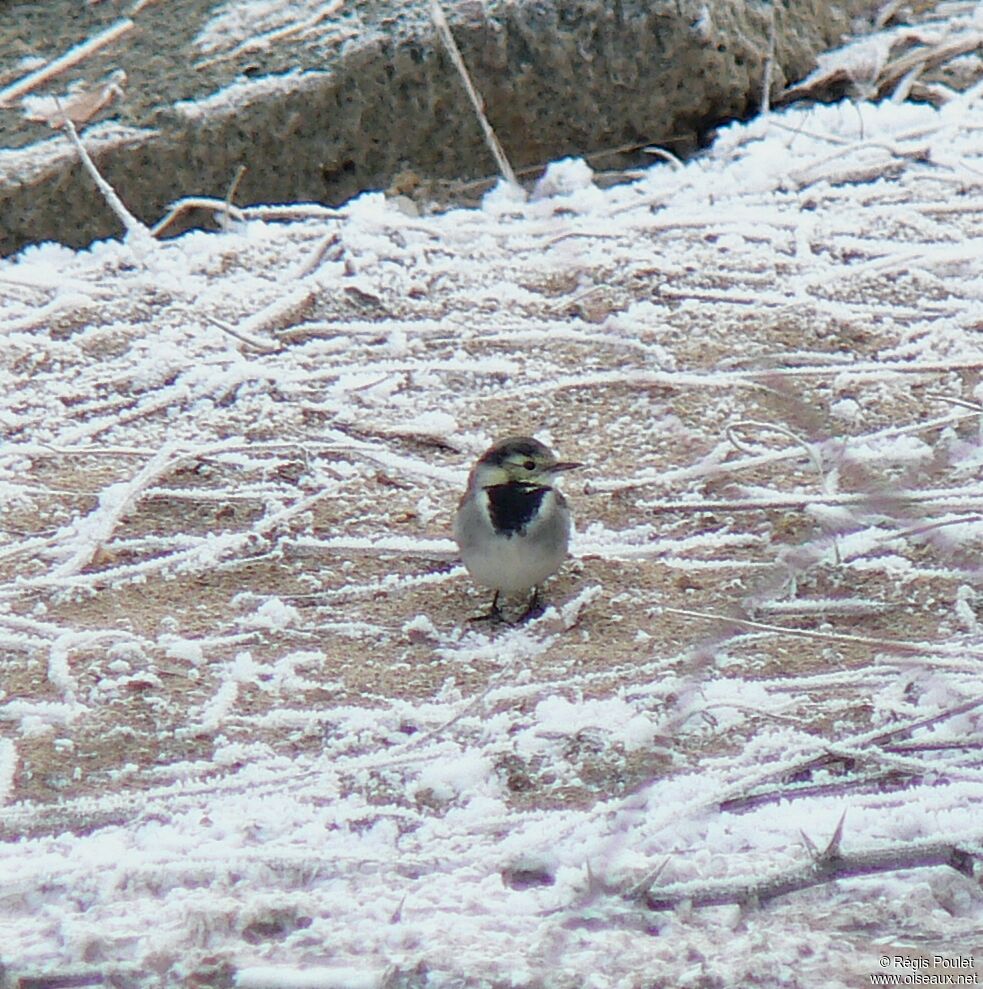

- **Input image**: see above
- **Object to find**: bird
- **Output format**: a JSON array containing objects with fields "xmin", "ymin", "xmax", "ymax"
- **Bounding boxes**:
[{"xmin": 454, "ymin": 436, "xmax": 581, "ymax": 622}]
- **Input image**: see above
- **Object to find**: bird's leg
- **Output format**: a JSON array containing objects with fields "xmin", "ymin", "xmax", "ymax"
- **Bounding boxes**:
[
  {"xmin": 469, "ymin": 589, "xmax": 504, "ymax": 623},
  {"xmin": 516, "ymin": 587, "xmax": 544, "ymax": 624}
]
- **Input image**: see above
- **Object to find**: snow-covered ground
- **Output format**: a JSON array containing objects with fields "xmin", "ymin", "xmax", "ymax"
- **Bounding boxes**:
[{"xmin": 3, "ymin": 21, "xmax": 983, "ymax": 989}]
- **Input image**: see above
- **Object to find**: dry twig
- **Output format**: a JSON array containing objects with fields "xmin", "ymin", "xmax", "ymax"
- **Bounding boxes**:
[
  {"xmin": 430, "ymin": 1, "xmax": 518, "ymax": 187},
  {"xmin": 59, "ymin": 112, "xmax": 154, "ymax": 251},
  {"xmin": 640, "ymin": 836, "xmax": 977, "ymax": 910},
  {"xmin": 0, "ymin": 19, "xmax": 133, "ymax": 105}
]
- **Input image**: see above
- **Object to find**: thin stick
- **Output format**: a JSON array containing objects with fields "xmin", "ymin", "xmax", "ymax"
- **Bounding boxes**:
[
  {"xmin": 928, "ymin": 393, "xmax": 983, "ymax": 413},
  {"xmin": 430, "ymin": 1, "xmax": 518, "ymax": 187},
  {"xmin": 637, "ymin": 493, "xmax": 983, "ymax": 513},
  {"xmin": 874, "ymin": 0, "xmax": 907, "ymax": 29},
  {"xmin": 234, "ymin": 285, "xmax": 318, "ymax": 339},
  {"xmin": 194, "ymin": 0, "xmax": 344, "ymax": 70},
  {"xmin": 642, "ymin": 146, "xmax": 685, "ymax": 170},
  {"xmin": 59, "ymin": 112, "xmax": 153, "ymax": 249},
  {"xmin": 292, "ymin": 232, "xmax": 343, "ymax": 280},
  {"xmin": 0, "ymin": 19, "xmax": 134, "ymax": 105},
  {"xmin": 221, "ymin": 164, "xmax": 247, "ymax": 229},
  {"xmin": 151, "ymin": 197, "xmax": 247, "ymax": 237},
  {"xmin": 51, "ymin": 444, "xmax": 182, "ymax": 578},
  {"xmin": 760, "ymin": 3, "xmax": 777, "ymax": 114},
  {"xmin": 878, "ymin": 34, "xmax": 983, "ymax": 98},
  {"xmin": 199, "ymin": 313, "xmax": 280, "ymax": 354},
  {"xmin": 726, "ymin": 419, "xmax": 841, "ymax": 561},
  {"xmin": 665, "ymin": 606, "xmax": 983, "ymax": 660},
  {"xmin": 640, "ymin": 838, "xmax": 976, "ymax": 910},
  {"xmin": 721, "ymin": 693, "xmax": 983, "ymax": 813},
  {"xmin": 151, "ymin": 198, "xmax": 342, "ymax": 237},
  {"xmin": 726, "ymin": 420, "xmax": 823, "ymax": 476}
]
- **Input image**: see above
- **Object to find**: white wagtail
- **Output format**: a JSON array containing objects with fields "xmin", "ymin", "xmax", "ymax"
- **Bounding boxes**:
[{"xmin": 454, "ymin": 436, "xmax": 582, "ymax": 622}]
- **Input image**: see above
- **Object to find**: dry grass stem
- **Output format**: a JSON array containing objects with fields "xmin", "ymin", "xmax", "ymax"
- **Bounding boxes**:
[
  {"xmin": 0, "ymin": 18, "xmax": 133, "ymax": 106},
  {"xmin": 430, "ymin": 0, "xmax": 518, "ymax": 187}
]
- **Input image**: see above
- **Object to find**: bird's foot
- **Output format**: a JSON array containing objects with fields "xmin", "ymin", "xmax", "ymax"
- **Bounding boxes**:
[
  {"xmin": 468, "ymin": 591, "xmax": 506, "ymax": 624},
  {"xmin": 467, "ymin": 590, "xmax": 546, "ymax": 625},
  {"xmin": 468, "ymin": 607, "xmax": 506, "ymax": 624},
  {"xmin": 514, "ymin": 589, "xmax": 544, "ymax": 624}
]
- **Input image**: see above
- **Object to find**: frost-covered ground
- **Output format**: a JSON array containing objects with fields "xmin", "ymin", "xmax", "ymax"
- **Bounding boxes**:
[{"xmin": 3, "ymin": 47, "xmax": 983, "ymax": 989}]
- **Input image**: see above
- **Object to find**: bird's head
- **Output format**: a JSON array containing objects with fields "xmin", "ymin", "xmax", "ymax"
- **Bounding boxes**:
[{"xmin": 470, "ymin": 436, "xmax": 582, "ymax": 489}]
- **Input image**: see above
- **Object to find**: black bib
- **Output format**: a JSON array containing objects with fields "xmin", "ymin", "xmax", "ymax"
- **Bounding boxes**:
[{"xmin": 485, "ymin": 482, "xmax": 548, "ymax": 536}]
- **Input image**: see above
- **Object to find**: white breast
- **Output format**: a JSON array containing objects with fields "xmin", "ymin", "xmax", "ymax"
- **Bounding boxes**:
[{"xmin": 455, "ymin": 488, "xmax": 571, "ymax": 593}]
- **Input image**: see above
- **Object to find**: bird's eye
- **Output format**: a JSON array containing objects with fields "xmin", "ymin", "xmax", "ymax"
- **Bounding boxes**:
[{"xmin": 523, "ymin": 460, "xmax": 536, "ymax": 471}]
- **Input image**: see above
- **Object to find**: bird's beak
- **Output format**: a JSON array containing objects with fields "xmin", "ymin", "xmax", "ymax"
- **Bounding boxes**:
[{"xmin": 550, "ymin": 461, "xmax": 582, "ymax": 473}]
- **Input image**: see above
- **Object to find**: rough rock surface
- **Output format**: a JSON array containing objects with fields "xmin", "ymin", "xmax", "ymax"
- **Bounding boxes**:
[{"xmin": 0, "ymin": 0, "xmax": 878, "ymax": 256}]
